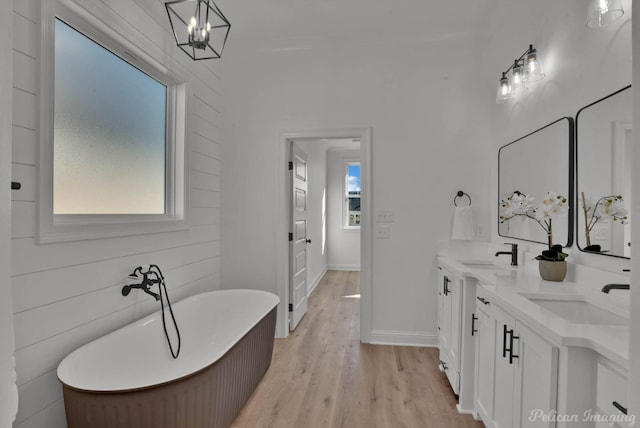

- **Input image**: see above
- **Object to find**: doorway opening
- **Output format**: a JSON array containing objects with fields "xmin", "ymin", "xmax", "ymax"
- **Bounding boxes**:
[{"xmin": 276, "ymin": 128, "xmax": 372, "ymax": 342}]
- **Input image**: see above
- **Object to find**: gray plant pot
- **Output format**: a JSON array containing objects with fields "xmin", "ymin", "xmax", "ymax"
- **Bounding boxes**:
[{"xmin": 538, "ymin": 260, "xmax": 567, "ymax": 282}]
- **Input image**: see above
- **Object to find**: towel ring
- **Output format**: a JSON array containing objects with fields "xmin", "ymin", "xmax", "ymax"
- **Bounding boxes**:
[{"xmin": 454, "ymin": 191, "xmax": 471, "ymax": 207}]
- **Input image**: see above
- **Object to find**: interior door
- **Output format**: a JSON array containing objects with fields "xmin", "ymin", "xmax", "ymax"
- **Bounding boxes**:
[{"xmin": 289, "ymin": 143, "xmax": 309, "ymax": 330}]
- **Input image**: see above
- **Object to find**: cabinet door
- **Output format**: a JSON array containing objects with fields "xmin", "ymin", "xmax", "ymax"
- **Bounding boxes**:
[
  {"xmin": 492, "ymin": 305, "xmax": 516, "ymax": 428},
  {"xmin": 513, "ymin": 321, "xmax": 558, "ymax": 428},
  {"xmin": 438, "ymin": 269, "xmax": 453, "ymax": 355},
  {"xmin": 596, "ymin": 361, "xmax": 628, "ymax": 428},
  {"xmin": 448, "ymin": 274, "xmax": 462, "ymax": 367},
  {"xmin": 474, "ymin": 298, "xmax": 494, "ymax": 424}
]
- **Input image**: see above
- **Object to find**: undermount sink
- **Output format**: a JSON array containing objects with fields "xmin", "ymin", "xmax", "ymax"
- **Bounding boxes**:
[
  {"xmin": 525, "ymin": 297, "xmax": 628, "ymax": 326},
  {"xmin": 460, "ymin": 260, "xmax": 509, "ymax": 272}
]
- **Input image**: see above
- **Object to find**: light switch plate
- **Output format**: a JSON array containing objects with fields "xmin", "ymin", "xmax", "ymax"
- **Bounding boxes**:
[
  {"xmin": 376, "ymin": 224, "xmax": 391, "ymax": 239},
  {"xmin": 376, "ymin": 209, "xmax": 395, "ymax": 223}
]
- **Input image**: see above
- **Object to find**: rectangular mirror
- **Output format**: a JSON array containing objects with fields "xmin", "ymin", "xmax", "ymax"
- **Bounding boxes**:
[
  {"xmin": 498, "ymin": 117, "xmax": 574, "ymax": 247},
  {"xmin": 576, "ymin": 85, "xmax": 632, "ymax": 258}
]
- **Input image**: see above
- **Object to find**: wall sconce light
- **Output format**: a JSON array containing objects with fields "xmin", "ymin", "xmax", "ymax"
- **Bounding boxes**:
[
  {"xmin": 586, "ymin": 0, "xmax": 624, "ymax": 29},
  {"xmin": 495, "ymin": 44, "xmax": 545, "ymax": 104},
  {"xmin": 165, "ymin": 0, "xmax": 231, "ymax": 61}
]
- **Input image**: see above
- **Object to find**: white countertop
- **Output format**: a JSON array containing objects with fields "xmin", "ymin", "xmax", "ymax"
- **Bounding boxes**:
[{"xmin": 438, "ymin": 250, "xmax": 631, "ymax": 369}]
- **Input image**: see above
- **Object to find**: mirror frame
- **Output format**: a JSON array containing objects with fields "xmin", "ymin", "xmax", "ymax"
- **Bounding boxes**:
[
  {"xmin": 575, "ymin": 84, "xmax": 632, "ymax": 259},
  {"xmin": 497, "ymin": 117, "xmax": 575, "ymax": 247}
]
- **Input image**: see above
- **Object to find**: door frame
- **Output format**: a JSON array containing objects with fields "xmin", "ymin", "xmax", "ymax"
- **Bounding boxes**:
[
  {"xmin": 0, "ymin": 6, "xmax": 17, "ymax": 423},
  {"xmin": 276, "ymin": 128, "xmax": 372, "ymax": 341}
]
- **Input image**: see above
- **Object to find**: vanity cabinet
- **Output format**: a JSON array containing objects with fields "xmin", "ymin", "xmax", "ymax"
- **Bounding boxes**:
[
  {"xmin": 596, "ymin": 360, "xmax": 629, "ymax": 428},
  {"xmin": 475, "ymin": 290, "xmax": 559, "ymax": 428},
  {"xmin": 437, "ymin": 266, "xmax": 463, "ymax": 394}
]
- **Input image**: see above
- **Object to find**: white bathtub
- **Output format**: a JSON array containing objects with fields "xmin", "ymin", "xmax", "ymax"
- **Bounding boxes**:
[{"xmin": 58, "ymin": 289, "xmax": 279, "ymax": 428}]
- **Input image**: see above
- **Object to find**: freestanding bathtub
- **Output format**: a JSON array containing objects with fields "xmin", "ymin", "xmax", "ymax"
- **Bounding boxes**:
[{"xmin": 57, "ymin": 289, "xmax": 279, "ymax": 428}]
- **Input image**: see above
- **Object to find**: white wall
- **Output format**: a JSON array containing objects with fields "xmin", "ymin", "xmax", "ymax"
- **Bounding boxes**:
[
  {"xmin": 1, "ymin": 4, "xmax": 18, "ymax": 425},
  {"xmin": 11, "ymin": 1, "xmax": 223, "ymax": 426},
  {"xmin": 221, "ymin": 33, "xmax": 492, "ymax": 344},
  {"xmin": 294, "ymin": 141, "xmax": 328, "ymax": 293},
  {"xmin": 326, "ymin": 149, "xmax": 360, "ymax": 271}
]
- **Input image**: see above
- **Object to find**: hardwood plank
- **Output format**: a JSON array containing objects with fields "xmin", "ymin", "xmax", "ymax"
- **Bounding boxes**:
[{"xmin": 232, "ymin": 271, "xmax": 484, "ymax": 428}]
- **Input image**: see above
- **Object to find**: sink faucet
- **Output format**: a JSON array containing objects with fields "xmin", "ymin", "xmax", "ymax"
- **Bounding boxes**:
[
  {"xmin": 495, "ymin": 243, "xmax": 518, "ymax": 266},
  {"xmin": 601, "ymin": 284, "xmax": 630, "ymax": 294}
]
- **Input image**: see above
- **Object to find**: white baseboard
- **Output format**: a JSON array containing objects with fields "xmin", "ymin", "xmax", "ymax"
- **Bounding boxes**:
[
  {"xmin": 369, "ymin": 330, "xmax": 438, "ymax": 347},
  {"xmin": 327, "ymin": 264, "xmax": 361, "ymax": 271},
  {"xmin": 307, "ymin": 267, "xmax": 328, "ymax": 296},
  {"xmin": 456, "ymin": 404, "xmax": 475, "ymax": 415}
]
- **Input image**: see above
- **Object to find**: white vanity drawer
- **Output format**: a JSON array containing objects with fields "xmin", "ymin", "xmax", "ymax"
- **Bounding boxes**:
[
  {"xmin": 596, "ymin": 360, "xmax": 628, "ymax": 427},
  {"xmin": 475, "ymin": 284, "xmax": 493, "ymax": 310},
  {"xmin": 439, "ymin": 347, "xmax": 460, "ymax": 395}
]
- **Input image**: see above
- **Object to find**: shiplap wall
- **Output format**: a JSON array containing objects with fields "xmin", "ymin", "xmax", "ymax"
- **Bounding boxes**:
[{"xmin": 11, "ymin": 1, "xmax": 223, "ymax": 426}]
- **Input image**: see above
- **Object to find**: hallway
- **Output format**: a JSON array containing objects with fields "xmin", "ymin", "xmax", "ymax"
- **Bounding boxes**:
[{"xmin": 232, "ymin": 270, "xmax": 484, "ymax": 428}]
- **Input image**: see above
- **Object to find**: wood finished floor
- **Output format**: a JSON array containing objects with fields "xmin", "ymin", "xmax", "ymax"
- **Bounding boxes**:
[{"xmin": 232, "ymin": 270, "xmax": 485, "ymax": 428}]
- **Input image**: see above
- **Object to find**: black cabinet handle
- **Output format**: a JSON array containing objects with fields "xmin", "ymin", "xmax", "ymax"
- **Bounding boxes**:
[
  {"xmin": 11, "ymin": 181, "xmax": 21, "ymax": 190},
  {"xmin": 471, "ymin": 314, "xmax": 478, "ymax": 336},
  {"xmin": 440, "ymin": 360, "xmax": 448, "ymax": 371},
  {"xmin": 502, "ymin": 325, "xmax": 508, "ymax": 358},
  {"xmin": 509, "ymin": 331, "xmax": 519, "ymax": 364},
  {"xmin": 477, "ymin": 297, "xmax": 490, "ymax": 305},
  {"xmin": 443, "ymin": 276, "xmax": 450, "ymax": 296},
  {"xmin": 306, "ymin": 239, "xmax": 312, "ymax": 243},
  {"xmin": 612, "ymin": 401, "xmax": 628, "ymax": 415}
]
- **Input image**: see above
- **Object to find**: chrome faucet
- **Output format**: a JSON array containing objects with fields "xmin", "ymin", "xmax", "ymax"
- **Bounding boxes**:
[
  {"xmin": 495, "ymin": 243, "xmax": 518, "ymax": 266},
  {"xmin": 601, "ymin": 284, "xmax": 630, "ymax": 293}
]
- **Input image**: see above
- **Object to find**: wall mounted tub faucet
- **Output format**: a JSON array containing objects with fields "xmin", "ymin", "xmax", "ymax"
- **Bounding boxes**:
[
  {"xmin": 122, "ymin": 265, "xmax": 160, "ymax": 300},
  {"xmin": 601, "ymin": 284, "xmax": 630, "ymax": 293},
  {"xmin": 122, "ymin": 265, "xmax": 181, "ymax": 359},
  {"xmin": 495, "ymin": 243, "xmax": 518, "ymax": 266}
]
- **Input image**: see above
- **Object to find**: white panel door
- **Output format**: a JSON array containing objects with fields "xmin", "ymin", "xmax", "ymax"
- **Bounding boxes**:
[{"xmin": 289, "ymin": 144, "xmax": 309, "ymax": 330}]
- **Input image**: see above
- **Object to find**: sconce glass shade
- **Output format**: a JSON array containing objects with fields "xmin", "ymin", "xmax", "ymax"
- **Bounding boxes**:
[
  {"xmin": 523, "ymin": 47, "xmax": 545, "ymax": 83},
  {"xmin": 587, "ymin": 0, "xmax": 624, "ymax": 28},
  {"xmin": 165, "ymin": 0, "xmax": 231, "ymax": 60},
  {"xmin": 496, "ymin": 74, "xmax": 511, "ymax": 104},
  {"xmin": 511, "ymin": 61, "xmax": 523, "ymax": 90}
]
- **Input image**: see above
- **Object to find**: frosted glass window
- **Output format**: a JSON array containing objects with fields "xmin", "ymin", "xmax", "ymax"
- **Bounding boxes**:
[{"xmin": 54, "ymin": 19, "xmax": 167, "ymax": 215}]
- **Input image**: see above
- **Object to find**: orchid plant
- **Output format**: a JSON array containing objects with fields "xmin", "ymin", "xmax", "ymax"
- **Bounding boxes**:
[
  {"xmin": 580, "ymin": 192, "xmax": 628, "ymax": 251},
  {"xmin": 500, "ymin": 191, "xmax": 568, "ymax": 256}
]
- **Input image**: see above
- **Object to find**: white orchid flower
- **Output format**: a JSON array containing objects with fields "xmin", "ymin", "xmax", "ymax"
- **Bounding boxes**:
[
  {"xmin": 500, "ymin": 192, "xmax": 536, "ymax": 220},
  {"xmin": 534, "ymin": 192, "xmax": 568, "ymax": 220},
  {"xmin": 596, "ymin": 195, "xmax": 628, "ymax": 224}
]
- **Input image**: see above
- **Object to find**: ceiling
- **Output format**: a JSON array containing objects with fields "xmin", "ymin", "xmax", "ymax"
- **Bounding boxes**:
[{"xmin": 215, "ymin": 0, "xmax": 497, "ymax": 53}]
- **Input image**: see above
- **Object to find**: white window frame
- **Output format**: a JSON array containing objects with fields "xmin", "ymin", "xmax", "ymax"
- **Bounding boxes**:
[
  {"xmin": 344, "ymin": 160, "xmax": 361, "ymax": 230},
  {"xmin": 38, "ymin": 0, "xmax": 189, "ymax": 243}
]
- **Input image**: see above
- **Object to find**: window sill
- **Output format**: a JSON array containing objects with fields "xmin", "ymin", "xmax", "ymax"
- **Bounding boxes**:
[{"xmin": 38, "ymin": 216, "xmax": 189, "ymax": 244}]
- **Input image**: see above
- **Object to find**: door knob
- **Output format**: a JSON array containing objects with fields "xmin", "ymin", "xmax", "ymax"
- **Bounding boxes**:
[{"xmin": 306, "ymin": 239, "xmax": 312, "ymax": 243}]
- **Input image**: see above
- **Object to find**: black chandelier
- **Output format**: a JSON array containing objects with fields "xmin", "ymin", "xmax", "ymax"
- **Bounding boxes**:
[{"xmin": 165, "ymin": 0, "xmax": 231, "ymax": 61}]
